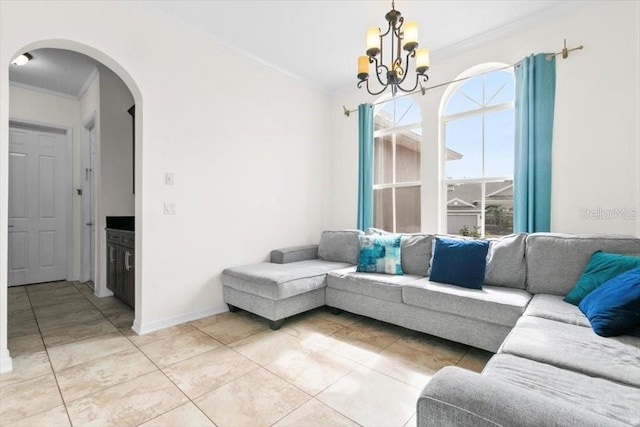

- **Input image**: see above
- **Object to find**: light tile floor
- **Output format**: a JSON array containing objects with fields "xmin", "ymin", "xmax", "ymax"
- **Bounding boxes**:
[{"xmin": 1, "ymin": 281, "xmax": 493, "ymax": 427}]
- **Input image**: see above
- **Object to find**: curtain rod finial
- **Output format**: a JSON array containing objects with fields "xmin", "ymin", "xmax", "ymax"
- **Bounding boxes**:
[{"xmin": 343, "ymin": 106, "xmax": 350, "ymax": 117}]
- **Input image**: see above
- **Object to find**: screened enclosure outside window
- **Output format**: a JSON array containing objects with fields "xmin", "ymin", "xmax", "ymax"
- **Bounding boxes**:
[
  {"xmin": 442, "ymin": 68, "xmax": 515, "ymax": 237},
  {"xmin": 373, "ymin": 96, "xmax": 421, "ymax": 233}
]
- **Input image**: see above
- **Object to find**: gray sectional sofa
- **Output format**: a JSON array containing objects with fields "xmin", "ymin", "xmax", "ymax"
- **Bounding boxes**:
[{"xmin": 221, "ymin": 230, "xmax": 640, "ymax": 426}]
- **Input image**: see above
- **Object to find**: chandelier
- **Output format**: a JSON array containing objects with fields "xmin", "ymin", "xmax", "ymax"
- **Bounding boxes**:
[{"xmin": 357, "ymin": 1, "xmax": 430, "ymax": 96}]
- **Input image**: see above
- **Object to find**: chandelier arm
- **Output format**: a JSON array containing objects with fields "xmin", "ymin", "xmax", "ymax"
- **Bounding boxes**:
[
  {"xmin": 397, "ymin": 73, "xmax": 429, "ymax": 94},
  {"xmin": 378, "ymin": 31, "xmax": 385, "ymax": 70},
  {"xmin": 379, "ymin": 21, "xmax": 393, "ymax": 38},
  {"xmin": 396, "ymin": 50, "xmax": 414, "ymax": 85},
  {"xmin": 397, "ymin": 74, "xmax": 419, "ymax": 94},
  {"xmin": 372, "ymin": 56, "xmax": 389, "ymax": 87},
  {"xmin": 365, "ymin": 78, "xmax": 389, "ymax": 96},
  {"xmin": 394, "ymin": 17, "xmax": 404, "ymax": 52}
]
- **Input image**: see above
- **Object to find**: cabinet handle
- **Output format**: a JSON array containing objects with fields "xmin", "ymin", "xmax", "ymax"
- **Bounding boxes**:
[
  {"xmin": 125, "ymin": 251, "xmax": 131, "ymax": 271},
  {"xmin": 110, "ymin": 247, "xmax": 115, "ymax": 263}
]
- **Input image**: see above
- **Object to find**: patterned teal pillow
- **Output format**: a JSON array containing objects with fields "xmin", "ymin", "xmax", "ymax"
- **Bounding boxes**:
[{"xmin": 356, "ymin": 235, "xmax": 403, "ymax": 275}]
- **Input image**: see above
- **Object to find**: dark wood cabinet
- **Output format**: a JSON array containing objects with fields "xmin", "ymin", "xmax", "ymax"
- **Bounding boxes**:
[{"xmin": 106, "ymin": 228, "xmax": 135, "ymax": 308}]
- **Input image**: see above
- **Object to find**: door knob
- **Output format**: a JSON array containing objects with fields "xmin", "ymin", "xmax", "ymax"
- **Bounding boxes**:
[{"xmin": 8, "ymin": 225, "xmax": 14, "ymax": 228}]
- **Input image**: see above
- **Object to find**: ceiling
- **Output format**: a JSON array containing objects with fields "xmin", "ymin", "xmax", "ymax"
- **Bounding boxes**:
[
  {"xmin": 9, "ymin": 1, "xmax": 577, "ymax": 96},
  {"xmin": 9, "ymin": 49, "xmax": 99, "ymax": 98}
]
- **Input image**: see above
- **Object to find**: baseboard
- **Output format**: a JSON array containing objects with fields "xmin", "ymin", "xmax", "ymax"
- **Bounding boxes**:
[
  {"xmin": 131, "ymin": 304, "xmax": 228, "ymax": 336},
  {"xmin": 0, "ymin": 348, "xmax": 13, "ymax": 374},
  {"xmin": 95, "ymin": 287, "xmax": 114, "ymax": 298}
]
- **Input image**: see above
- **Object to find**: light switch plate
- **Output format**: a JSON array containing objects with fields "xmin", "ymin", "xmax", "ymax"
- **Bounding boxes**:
[{"xmin": 165, "ymin": 173, "xmax": 174, "ymax": 185}]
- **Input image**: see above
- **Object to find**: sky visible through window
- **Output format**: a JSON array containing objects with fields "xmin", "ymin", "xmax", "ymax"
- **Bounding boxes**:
[
  {"xmin": 444, "ymin": 70, "xmax": 514, "ymax": 180},
  {"xmin": 377, "ymin": 95, "xmax": 422, "ymax": 134}
]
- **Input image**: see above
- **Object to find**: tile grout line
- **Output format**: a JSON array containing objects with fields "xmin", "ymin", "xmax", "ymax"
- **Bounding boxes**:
[
  {"xmin": 74, "ymin": 283, "xmax": 199, "ymax": 426},
  {"xmin": 25, "ymin": 281, "xmax": 76, "ymax": 427},
  {"xmin": 119, "ymin": 325, "xmax": 219, "ymax": 427}
]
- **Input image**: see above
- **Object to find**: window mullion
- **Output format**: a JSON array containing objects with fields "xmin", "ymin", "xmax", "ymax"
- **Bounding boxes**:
[
  {"xmin": 392, "ymin": 133, "xmax": 397, "ymax": 233},
  {"xmin": 481, "ymin": 182, "xmax": 486, "ymax": 238},
  {"xmin": 481, "ymin": 99, "xmax": 486, "ymax": 237}
]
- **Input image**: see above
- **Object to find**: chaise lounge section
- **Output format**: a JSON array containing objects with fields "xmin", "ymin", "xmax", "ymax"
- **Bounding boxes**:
[{"xmin": 221, "ymin": 231, "xmax": 359, "ymax": 329}]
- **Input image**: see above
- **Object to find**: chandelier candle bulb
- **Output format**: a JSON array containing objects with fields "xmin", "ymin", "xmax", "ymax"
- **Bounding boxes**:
[
  {"xmin": 358, "ymin": 56, "xmax": 370, "ymax": 79},
  {"xmin": 403, "ymin": 21, "xmax": 418, "ymax": 51},
  {"xmin": 415, "ymin": 48, "xmax": 430, "ymax": 73},
  {"xmin": 366, "ymin": 27, "xmax": 381, "ymax": 56}
]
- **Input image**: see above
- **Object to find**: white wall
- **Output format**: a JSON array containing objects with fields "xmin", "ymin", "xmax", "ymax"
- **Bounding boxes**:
[
  {"xmin": 79, "ymin": 69, "xmax": 102, "ymax": 289},
  {"xmin": 0, "ymin": 0, "xmax": 331, "ymax": 370},
  {"xmin": 327, "ymin": 1, "xmax": 640, "ymax": 238},
  {"xmin": 99, "ymin": 64, "xmax": 134, "ymax": 218},
  {"xmin": 8, "ymin": 85, "xmax": 83, "ymax": 280}
]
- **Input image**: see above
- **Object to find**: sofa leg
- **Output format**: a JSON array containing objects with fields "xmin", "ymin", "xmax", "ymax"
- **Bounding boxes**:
[
  {"xmin": 227, "ymin": 304, "xmax": 240, "ymax": 313},
  {"xmin": 328, "ymin": 306, "xmax": 342, "ymax": 315},
  {"xmin": 269, "ymin": 319, "xmax": 284, "ymax": 330}
]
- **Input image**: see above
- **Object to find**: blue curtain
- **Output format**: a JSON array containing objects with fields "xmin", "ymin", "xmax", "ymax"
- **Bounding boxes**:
[
  {"xmin": 357, "ymin": 103, "xmax": 374, "ymax": 230},
  {"xmin": 514, "ymin": 54, "xmax": 556, "ymax": 233}
]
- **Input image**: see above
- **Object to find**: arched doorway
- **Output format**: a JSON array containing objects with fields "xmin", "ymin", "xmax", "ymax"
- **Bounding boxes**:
[{"xmin": 1, "ymin": 40, "xmax": 143, "ymax": 373}]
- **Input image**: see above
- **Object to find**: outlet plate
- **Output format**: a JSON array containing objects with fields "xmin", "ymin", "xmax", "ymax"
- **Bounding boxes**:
[{"xmin": 163, "ymin": 202, "xmax": 176, "ymax": 215}]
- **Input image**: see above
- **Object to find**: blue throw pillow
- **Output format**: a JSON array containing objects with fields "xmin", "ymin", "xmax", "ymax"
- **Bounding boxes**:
[
  {"xmin": 564, "ymin": 251, "xmax": 640, "ymax": 305},
  {"xmin": 356, "ymin": 235, "xmax": 403, "ymax": 275},
  {"xmin": 579, "ymin": 267, "xmax": 640, "ymax": 337},
  {"xmin": 429, "ymin": 237, "xmax": 489, "ymax": 289}
]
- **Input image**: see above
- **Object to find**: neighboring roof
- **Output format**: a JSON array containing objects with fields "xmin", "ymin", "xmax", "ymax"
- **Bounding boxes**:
[
  {"xmin": 447, "ymin": 182, "xmax": 514, "ymax": 208},
  {"xmin": 447, "ymin": 197, "xmax": 476, "ymax": 208}
]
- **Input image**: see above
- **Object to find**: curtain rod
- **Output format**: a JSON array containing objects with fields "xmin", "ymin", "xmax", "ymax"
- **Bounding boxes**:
[{"xmin": 343, "ymin": 39, "xmax": 583, "ymax": 117}]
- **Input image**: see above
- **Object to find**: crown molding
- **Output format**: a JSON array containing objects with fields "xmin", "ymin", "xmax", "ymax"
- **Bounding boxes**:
[
  {"xmin": 9, "ymin": 80, "xmax": 79, "ymax": 100},
  {"xmin": 431, "ymin": 1, "xmax": 589, "ymax": 63},
  {"xmin": 125, "ymin": 2, "xmax": 330, "ymax": 97}
]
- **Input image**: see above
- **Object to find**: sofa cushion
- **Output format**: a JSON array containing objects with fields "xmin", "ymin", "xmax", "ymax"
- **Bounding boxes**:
[
  {"xmin": 523, "ymin": 294, "xmax": 591, "ymax": 327},
  {"xmin": 356, "ymin": 234, "xmax": 403, "ymax": 275},
  {"xmin": 525, "ymin": 233, "xmax": 640, "ymax": 295},
  {"xmin": 366, "ymin": 228, "xmax": 434, "ymax": 277},
  {"xmin": 430, "ymin": 237, "xmax": 490, "ymax": 289},
  {"xmin": 327, "ymin": 266, "xmax": 422, "ymax": 303},
  {"xmin": 484, "ymin": 233, "xmax": 527, "ymax": 289},
  {"xmin": 484, "ymin": 354, "xmax": 640, "ymax": 426},
  {"xmin": 318, "ymin": 230, "xmax": 363, "ymax": 265},
  {"xmin": 564, "ymin": 251, "xmax": 640, "ymax": 305},
  {"xmin": 402, "ymin": 278, "xmax": 532, "ymax": 327},
  {"xmin": 499, "ymin": 316, "xmax": 640, "ymax": 387},
  {"xmin": 221, "ymin": 259, "xmax": 351, "ymax": 300},
  {"xmin": 579, "ymin": 267, "xmax": 640, "ymax": 337}
]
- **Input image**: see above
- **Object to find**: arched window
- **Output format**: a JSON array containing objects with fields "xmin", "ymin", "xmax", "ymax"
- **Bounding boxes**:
[
  {"xmin": 441, "ymin": 64, "xmax": 515, "ymax": 237},
  {"xmin": 373, "ymin": 95, "xmax": 421, "ymax": 233}
]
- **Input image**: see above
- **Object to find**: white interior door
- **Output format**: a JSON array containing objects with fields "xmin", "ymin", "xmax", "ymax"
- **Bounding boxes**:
[{"xmin": 8, "ymin": 125, "xmax": 68, "ymax": 286}]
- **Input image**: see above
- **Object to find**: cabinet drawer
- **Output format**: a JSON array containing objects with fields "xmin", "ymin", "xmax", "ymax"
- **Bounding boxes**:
[
  {"xmin": 107, "ymin": 232, "xmax": 122, "ymax": 244},
  {"xmin": 122, "ymin": 235, "xmax": 135, "ymax": 247}
]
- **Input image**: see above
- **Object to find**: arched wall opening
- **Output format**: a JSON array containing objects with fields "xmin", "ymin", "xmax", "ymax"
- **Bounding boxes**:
[{"xmin": 1, "ymin": 39, "xmax": 144, "ymax": 373}]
